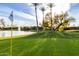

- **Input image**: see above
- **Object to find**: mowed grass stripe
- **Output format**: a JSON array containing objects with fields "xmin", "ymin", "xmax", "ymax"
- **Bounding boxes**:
[
  {"xmin": 19, "ymin": 39, "xmax": 47, "ymax": 56},
  {"xmin": 12, "ymin": 38, "xmax": 42, "ymax": 55},
  {"xmin": 0, "ymin": 39, "xmax": 10, "ymax": 56},
  {"xmin": 0, "ymin": 31, "xmax": 79, "ymax": 56}
]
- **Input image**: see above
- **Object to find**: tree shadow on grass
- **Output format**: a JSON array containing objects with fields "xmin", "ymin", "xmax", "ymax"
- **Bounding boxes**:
[{"xmin": 21, "ymin": 31, "xmax": 79, "ymax": 40}]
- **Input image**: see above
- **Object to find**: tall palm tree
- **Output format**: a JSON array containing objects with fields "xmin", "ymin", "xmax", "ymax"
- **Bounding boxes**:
[
  {"xmin": 32, "ymin": 3, "xmax": 39, "ymax": 32},
  {"xmin": 47, "ymin": 3, "xmax": 55, "ymax": 32},
  {"xmin": 40, "ymin": 6, "xmax": 45, "ymax": 30},
  {"xmin": 0, "ymin": 19, "xmax": 5, "ymax": 27}
]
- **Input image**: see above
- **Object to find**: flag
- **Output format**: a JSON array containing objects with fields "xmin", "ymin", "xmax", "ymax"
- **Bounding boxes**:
[{"xmin": 9, "ymin": 11, "xmax": 13, "ymax": 22}]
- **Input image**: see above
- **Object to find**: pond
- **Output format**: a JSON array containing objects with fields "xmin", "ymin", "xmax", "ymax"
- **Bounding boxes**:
[{"xmin": 0, "ymin": 31, "xmax": 35, "ymax": 37}]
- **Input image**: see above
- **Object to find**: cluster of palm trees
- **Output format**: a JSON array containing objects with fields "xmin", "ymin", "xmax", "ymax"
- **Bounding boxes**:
[
  {"xmin": 32, "ymin": 3, "xmax": 55, "ymax": 32},
  {"xmin": 0, "ymin": 19, "xmax": 5, "ymax": 27}
]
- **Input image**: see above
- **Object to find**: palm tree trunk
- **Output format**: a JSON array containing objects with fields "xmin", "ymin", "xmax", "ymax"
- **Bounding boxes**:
[
  {"xmin": 35, "ymin": 5, "xmax": 39, "ymax": 32},
  {"xmin": 50, "ymin": 8, "xmax": 54, "ymax": 32},
  {"xmin": 42, "ymin": 11, "xmax": 45, "ymax": 31},
  {"xmin": 43, "ymin": 11, "xmax": 44, "ymax": 24}
]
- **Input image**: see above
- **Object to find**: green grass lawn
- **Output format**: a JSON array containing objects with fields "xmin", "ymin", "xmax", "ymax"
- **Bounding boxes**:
[{"xmin": 0, "ymin": 31, "xmax": 79, "ymax": 56}]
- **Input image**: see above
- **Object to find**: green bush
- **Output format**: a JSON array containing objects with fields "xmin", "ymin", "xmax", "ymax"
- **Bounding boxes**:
[{"xmin": 58, "ymin": 25, "xmax": 64, "ymax": 32}]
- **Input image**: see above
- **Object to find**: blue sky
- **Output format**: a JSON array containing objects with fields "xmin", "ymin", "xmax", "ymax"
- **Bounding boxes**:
[
  {"xmin": 0, "ymin": 3, "xmax": 36, "ymax": 26},
  {"xmin": 69, "ymin": 3, "xmax": 79, "ymax": 26},
  {"xmin": 0, "ymin": 3, "xmax": 79, "ymax": 26}
]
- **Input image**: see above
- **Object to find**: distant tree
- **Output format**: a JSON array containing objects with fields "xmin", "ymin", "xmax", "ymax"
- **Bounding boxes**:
[
  {"xmin": 54, "ymin": 12, "xmax": 76, "ymax": 31},
  {"xmin": 0, "ymin": 19, "xmax": 5, "ymax": 27},
  {"xmin": 68, "ymin": 17, "xmax": 75, "ymax": 22},
  {"xmin": 47, "ymin": 3, "xmax": 55, "ymax": 32},
  {"xmin": 40, "ymin": 6, "xmax": 46, "ymax": 30},
  {"xmin": 32, "ymin": 3, "xmax": 40, "ymax": 32},
  {"xmin": 42, "ymin": 11, "xmax": 76, "ymax": 32}
]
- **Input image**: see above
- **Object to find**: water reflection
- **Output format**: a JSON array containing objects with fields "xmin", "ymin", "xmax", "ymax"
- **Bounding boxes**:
[{"xmin": 0, "ymin": 31, "xmax": 35, "ymax": 37}]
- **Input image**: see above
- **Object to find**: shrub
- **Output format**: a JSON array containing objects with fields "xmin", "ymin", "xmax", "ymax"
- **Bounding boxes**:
[{"xmin": 58, "ymin": 25, "xmax": 64, "ymax": 32}]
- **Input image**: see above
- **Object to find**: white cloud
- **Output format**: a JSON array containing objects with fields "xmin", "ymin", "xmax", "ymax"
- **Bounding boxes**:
[
  {"xmin": 0, "ymin": 3, "xmax": 71, "ymax": 26},
  {"xmin": 69, "ymin": 12, "xmax": 79, "ymax": 26},
  {"xmin": 0, "ymin": 5, "xmax": 36, "ymax": 26},
  {"xmin": 45, "ymin": 3, "xmax": 70, "ymax": 15},
  {"xmin": 0, "ymin": 5, "xmax": 35, "ymax": 20},
  {"xmin": 13, "ymin": 10, "xmax": 35, "ymax": 20},
  {"xmin": 73, "ymin": 13, "xmax": 79, "ymax": 21},
  {"xmin": 37, "ymin": 3, "xmax": 71, "ymax": 24},
  {"xmin": 0, "ymin": 16, "xmax": 33, "ymax": 26}
]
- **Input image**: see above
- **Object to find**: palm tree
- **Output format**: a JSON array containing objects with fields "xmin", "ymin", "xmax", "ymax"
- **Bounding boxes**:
[
  {"xmin": 47, "ymin": 3, "xmax": 55, "ymax": 32},
  {"xmin": 32, "ymin": 3, "xmax": 40, "ymax": 32},
  {"xmin": 40, "ymin": 6, "xmax": 45, "ymax": 30},
  {"xmin": 0, "ymin": 19, "xmax": 5, "ymax": 27}
]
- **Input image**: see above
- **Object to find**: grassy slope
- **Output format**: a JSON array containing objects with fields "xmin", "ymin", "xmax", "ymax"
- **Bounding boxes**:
[{"xmin": 0, "ymin": 31, "xmax": 79, "ymax": 56}]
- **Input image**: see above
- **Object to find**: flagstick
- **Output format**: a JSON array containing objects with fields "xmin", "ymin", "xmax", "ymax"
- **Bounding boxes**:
[
  {"xmin": 9, "ymin": 11, "xmax": 13, "ymax": 56},
  {"xmin": 10, "ymin": 22, "xmax": 13, "ymax": 56}
]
